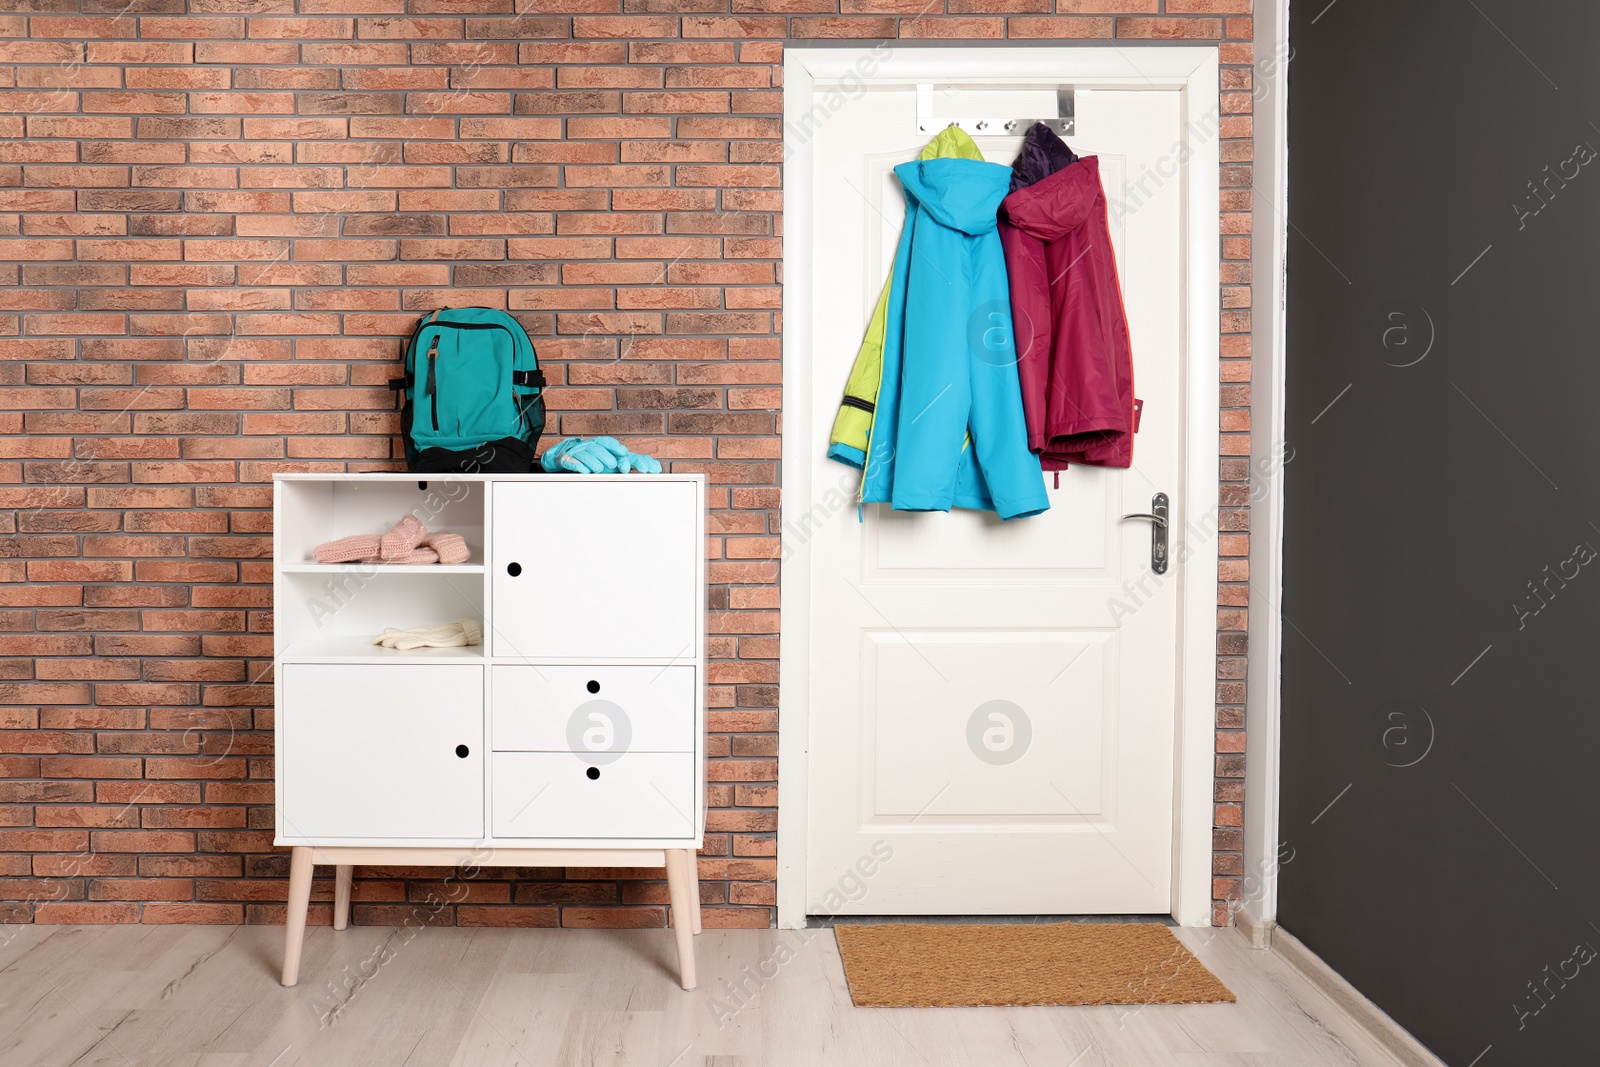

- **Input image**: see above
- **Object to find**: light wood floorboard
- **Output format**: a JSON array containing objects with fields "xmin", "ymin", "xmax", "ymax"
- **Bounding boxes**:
[{"xmin": 0, "ymin": 923, "xmax": 1418, "ymax": 1067}]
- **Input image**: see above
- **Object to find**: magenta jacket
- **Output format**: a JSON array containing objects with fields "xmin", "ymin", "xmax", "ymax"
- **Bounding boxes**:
[{"xmin": 999, "ymin": 135, "xmax": 1139, "ymax": 471}]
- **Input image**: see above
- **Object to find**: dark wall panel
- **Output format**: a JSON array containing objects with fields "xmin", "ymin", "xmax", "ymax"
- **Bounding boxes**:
[{"xmin": 1282, "ymin": 2, "xmax": 1600, "ymax": 1064}]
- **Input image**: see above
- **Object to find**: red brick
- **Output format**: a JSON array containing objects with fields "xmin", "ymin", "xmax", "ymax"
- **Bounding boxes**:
[
  {"xmin": 0, "ymin": 829, "xmax": 88, "ymax": 851},
  {"xmin": 34, "ymin": 854, "xmax": 134, "ymax": 877},
  {"xmin": 90, "ymin": 830, "xmax": 197, "ymax": 853},
  {"xmin": 145, "ymin": 903, "xmax": 245, "ymax": 923},
  {"xmin": 683, "ymin": 16, "xmax": 785, "ymax": 37},
  {"xmin": 35, "ymin": 903, "xmax": 139, "ymax": 924},
  {"xmin": 457, "ymin": 906, "xmax": 560, "ymax": 927},
  {"xmin": 1116, "ymin": 15, "xmax": 1222, "ymax": 37}
]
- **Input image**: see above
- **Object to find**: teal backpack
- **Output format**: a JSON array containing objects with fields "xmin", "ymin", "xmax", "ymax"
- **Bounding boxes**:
[{"xmin": 389, "ymin": 307, "xmax": 547, "ymax": 473}]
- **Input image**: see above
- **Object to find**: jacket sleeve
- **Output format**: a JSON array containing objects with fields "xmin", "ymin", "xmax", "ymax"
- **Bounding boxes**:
[
  {"xmin": 965, "ymin": 241, "xmax": 1050, "ymax": 520},
  {"xmin": 887, "ymin": 221, "xmax": 973, "ymax": 511},
  {"xmin": 826, "ymin": 271, "xmax": 892, "ymax": 468},
  {"xmin": 999, "ymin": 219, "xmax": 1052, "ymax": 458}
]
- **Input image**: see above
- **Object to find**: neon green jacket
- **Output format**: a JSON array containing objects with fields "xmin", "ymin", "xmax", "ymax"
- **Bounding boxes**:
[{"xmin": 826, "ymin": 128, "xmax": 986, "ymax": 468}]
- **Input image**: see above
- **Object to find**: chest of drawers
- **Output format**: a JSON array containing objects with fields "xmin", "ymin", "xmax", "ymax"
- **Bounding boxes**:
[{"xmin": 272, "ymin": 473, "xmax": 705, "ymax": 988}]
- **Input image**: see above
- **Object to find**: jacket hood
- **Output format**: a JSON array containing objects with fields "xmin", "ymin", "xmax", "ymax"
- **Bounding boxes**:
[
  {"xmin": 1000, "ymin": 155, "xmax": 1101, "ymax": 242},
  {"xmin": 1009, "ymin": 122, "xmax": 1078, "ymax": 192},
  {"xmin": 918, "ymin": 125, "xmax": 986, "ymax": 162},
  {"xmin": 895, "ymin": 156, "xmax": 1011, "ymax": 236}
]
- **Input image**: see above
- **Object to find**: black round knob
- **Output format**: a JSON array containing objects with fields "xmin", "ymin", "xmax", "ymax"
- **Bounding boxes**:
[
  {"xmin": 506, "ymin": 562, "xmax": 522, "ymax": 577},
  {"xmin": 455, "ymin": 744, "xmax": 469, "ymax": 758},
  {"xmin": 586, "ymin": 766, "xmax": 600, "ymax": 780},
  {"xmin": 586, "ymin": 679, "xmax": 600, "ymax": 694}
]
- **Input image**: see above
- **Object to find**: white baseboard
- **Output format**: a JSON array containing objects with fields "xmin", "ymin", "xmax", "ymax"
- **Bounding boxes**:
[
  {"xmin": 1233, "ymin": 907, "xmax": 1274, "ymax": 950},
  {"xmin": 1271, "ymin": 927, "xmax": 1449, "ymax": 1067}
]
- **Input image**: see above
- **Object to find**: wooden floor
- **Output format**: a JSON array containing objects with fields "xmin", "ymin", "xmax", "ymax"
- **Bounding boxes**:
[{"xmin": 0, "ymin": 921, "xmax": 1411, "ymax": 1066}]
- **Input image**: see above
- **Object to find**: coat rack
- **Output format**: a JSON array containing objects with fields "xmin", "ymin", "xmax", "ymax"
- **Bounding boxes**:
[{"xmin": 915, "ymin": 85, "xmax": 1075, "ymax": 137}]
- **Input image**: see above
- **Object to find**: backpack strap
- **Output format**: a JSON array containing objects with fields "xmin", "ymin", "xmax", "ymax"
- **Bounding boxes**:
[{"xmin": 512, "ymin": 369, "xmax": 546, "ymax": 389}]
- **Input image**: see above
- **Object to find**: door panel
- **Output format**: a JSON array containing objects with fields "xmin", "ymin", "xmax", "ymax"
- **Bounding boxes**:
[
  {"xmin": 804, "ymin": 85, "xmax": 1184, "ymax": 914},
  {"xmin": 491, "ymin": 480, "xmax": 696, "ymax": 661},
  {"xmin": 865, "ymin": 632, "xmax": 1110, "ymax": 820},
  {"xmin": 281, "ymin": 664, "xmax": 483, "ymax": 841}
]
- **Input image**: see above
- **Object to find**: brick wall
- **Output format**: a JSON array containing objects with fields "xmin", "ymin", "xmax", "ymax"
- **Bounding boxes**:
[{"xmin": 0, "ymin": 0, "xmax": 1255, "ymax": 929}]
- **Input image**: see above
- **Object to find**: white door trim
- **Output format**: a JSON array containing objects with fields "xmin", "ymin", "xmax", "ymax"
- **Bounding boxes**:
[
  {"xmin": 1243, "ymin": 0, "xmax": 1291, "ymax": 928},
  {"xmin": 777, "ymin": 45, "xmax": 1222, "ymax": 929}
]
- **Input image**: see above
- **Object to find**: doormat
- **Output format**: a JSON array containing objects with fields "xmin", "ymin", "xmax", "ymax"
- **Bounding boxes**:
[{"xmin": 832, "ymin": 922, "xmax": 1235, "ymax": 1008}]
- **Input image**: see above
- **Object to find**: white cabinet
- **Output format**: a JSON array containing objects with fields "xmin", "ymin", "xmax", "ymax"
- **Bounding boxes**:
[
  {"xmin": 273, "ymin": 462, "xmax": 707, "ymax": 991},
  {"xmin": 282, "ymin": 664, "xmax": 483, "ymax": 841},
  {"xmin": 491, "ymin": 480, "xmax": 698, "ymax": 661},
  {"xmin": 272, "ymin": 473, "xmax": 706, "ymax": 850}
]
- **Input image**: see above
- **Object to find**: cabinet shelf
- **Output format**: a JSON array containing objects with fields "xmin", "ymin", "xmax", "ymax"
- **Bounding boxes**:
[
  {"xmin": 279, "ymin": 563, "xmax": 485, "ymax": 575},
  {"xmin": 280, "ymin": 634, "xmax": 486, "ymax": 663}
]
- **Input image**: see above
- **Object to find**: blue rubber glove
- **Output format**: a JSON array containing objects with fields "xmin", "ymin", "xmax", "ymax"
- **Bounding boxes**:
[
  {"xmin": 540, "ymin": 438, "xmax": 620, "ymax": 474},
  {"xmin": 540, "ymin": 437, "xmax": 662, "ymax": 474},
  {"xmin": 590, "ymin": 436, "xmax": 662, "ymax": 474}
]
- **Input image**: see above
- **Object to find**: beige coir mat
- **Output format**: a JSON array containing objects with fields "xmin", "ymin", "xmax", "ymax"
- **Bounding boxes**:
[{"xmin": 832, "ymin": 922, "xmax": 1235, "ymax": 1008}]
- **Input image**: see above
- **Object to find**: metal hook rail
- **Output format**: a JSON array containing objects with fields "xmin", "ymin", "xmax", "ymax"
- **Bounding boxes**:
[{"xmin": 915, "ymin": 84, "xmax": 1075, "ymax": 137}]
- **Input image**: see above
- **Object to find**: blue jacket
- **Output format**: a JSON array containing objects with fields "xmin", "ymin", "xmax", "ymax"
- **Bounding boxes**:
[{"xmin": 859, "ymin": 136, "xmax": 1049, "ymax": 521}]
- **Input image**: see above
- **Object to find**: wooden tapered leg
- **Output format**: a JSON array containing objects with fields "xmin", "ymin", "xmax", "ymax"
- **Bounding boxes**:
[
  {"xmin": 664, "ymin": 849, "xmax": 697, "ymax": 990},
  {"xmin": 688, "ymin": 850, "xmax": 702, "ymax": 935},
  {"xmin": 333, "ymin": 864, "xmax": 353, "ymax": 931},
  {"xmin": 281, "ymin": 846, "xmax": 314, "ymax": 987}
]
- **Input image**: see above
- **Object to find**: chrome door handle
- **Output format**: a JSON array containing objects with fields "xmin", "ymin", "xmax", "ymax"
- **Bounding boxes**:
[{"xmin": 1120, "ymin": 493, "xmax": 1169, "ymax": 574}]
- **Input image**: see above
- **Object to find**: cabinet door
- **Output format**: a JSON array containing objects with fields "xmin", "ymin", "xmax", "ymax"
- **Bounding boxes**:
[
  {"xmin": 491, "ymin": 665, "xmax": 694, "ymax": 753},
  {"xmin": 282, "ymin": 664, "xmax": 483, "ymax": 841},
  {"xmin": 492, "ymin": 752, "xmax": 695, "ymax": 839},
  {"xmin": 492, "ymin": 480, "xmax": 697, "ymax": 660}
]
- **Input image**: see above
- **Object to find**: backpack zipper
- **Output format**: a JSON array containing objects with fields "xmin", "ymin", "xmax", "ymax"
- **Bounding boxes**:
[{"xmin": 425, "ymin": 335, "xmax": 440, "ymax": 432}]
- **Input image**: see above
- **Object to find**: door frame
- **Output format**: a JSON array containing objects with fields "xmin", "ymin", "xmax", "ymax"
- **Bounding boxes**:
[
  {"xmin": 1242, "ymin": 0, "xmax": 1292, "ymax": 933},
  {"xmin": 777, "ymin": 45, "xmax": 1222, "ymax": 928}
]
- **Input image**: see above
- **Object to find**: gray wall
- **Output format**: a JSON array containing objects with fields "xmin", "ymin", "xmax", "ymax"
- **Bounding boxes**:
[{"xmin": 1281, "ymin": 2, "xmax": 1600, "ymax": 1064}]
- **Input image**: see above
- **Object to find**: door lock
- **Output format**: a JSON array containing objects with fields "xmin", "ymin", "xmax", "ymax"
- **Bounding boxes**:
[{"xmin": 1120, "ymin": 493, "xmax": 1169, "ymax": 574}]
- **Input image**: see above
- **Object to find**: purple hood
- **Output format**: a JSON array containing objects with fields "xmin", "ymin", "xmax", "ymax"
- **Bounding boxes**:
[{"xmin": 1008, "ymin": 122, "xmax": 1079, "ymax": 193}]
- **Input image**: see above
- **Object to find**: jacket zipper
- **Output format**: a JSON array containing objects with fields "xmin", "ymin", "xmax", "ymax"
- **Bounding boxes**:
[{"xmin": 857, "ymin": 372, "xmax": 881, "ymax": 518}]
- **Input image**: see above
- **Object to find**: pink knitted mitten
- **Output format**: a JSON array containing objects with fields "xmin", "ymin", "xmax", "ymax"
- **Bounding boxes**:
[
  {"xmin": 379, "ymin": 515, "xmax": 427, "ymax": 561},
  {"xmin": 313, "ymin": 534, "xmax": 381, "ymax": 564},
  {"xmin": 424, "ymin": 533, "xmax": 470, "ymax": 565},
  {"xmin": 386, "ymin": 545, "xmax": 440, "ymax": 565}
]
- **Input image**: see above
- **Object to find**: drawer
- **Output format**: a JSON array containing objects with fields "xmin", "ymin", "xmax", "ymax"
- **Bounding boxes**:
[
  {"xmin": 491, "ymin": 665, "xmax": 695, "ymax": 754},
  {"xmin": 491, "ymin": 480, "xmax": 698, "ymax": 660},
  {"xmin": 492, "ymin": 751, "xmax": 696, "ymax": 839}
]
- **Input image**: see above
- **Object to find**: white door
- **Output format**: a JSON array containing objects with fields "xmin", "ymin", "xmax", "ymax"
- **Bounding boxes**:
[
  {"xmin": 803, "ymin": 87, "xmax": 1186, "ymax": 914},
  {"xmin": 280, "ymin": 664, "xmax": 483, "ymax": 842}
]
